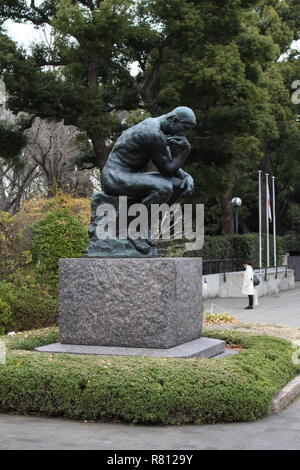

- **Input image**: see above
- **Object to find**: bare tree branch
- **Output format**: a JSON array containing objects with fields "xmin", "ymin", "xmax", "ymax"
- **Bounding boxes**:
[{"xmin": 0, "ymin": 109, "xmax": 92, "ymax": 210}]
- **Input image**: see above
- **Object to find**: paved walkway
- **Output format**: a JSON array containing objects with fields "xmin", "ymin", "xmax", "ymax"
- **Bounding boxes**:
[
  {"xmin": 204, "ymin": 282, "xmax": 300, "ymax": 327},
  {"xmin": 0, "ymin": 284, "xmax": 300, "ymax": 450},
  {"xmin": 1, "ymin": 397, "xmax": 300, "ymax": 450}
]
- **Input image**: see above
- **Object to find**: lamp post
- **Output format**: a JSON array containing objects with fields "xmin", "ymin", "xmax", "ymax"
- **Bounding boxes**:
[{"xmin": 231, "ymin": 197, "xmax": 242, "ymax": 234}]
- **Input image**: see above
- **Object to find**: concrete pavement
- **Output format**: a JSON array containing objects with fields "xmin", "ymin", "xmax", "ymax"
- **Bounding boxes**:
[
  {"xmin": 203, "ymin": 282, "xmax": 300, "ymax": 327},
  {"xmin": 0, "ymin": 397, "xmax": 300, "ymax": 450}
]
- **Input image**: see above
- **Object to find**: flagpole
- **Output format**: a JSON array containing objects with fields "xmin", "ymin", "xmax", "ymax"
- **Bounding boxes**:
[
  {"xmin": 272, "ymin": 176, "xmax": 277, "ymax": 267},
  {"xmin": 258, "ymin": 171, "xmax": 262, "ymax": 269},
  {"xmin": 266, "ymin": 173, "xmax": 270, "ymax": 267}
]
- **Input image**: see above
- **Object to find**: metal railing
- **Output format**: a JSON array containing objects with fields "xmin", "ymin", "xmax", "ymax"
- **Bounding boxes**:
[
  {"xmin": 258, "ymin": 264, "xmax": 290, "ymax": 281},
  {"xmin": 202, "ymin": 258, "xmax": 244, "ymax": 275},
  {"xmin": 203, "ymin": 258, "xmax": 291, "ymax": 282}
]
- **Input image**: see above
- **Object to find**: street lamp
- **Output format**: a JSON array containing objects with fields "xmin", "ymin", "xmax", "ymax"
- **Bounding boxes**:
[{"xmin": 231, "ymin": 197, "xmax": 242, "ymax": 234}]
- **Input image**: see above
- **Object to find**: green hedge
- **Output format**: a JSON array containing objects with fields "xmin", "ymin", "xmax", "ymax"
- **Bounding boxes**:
[
  {"xmin": 283, "ymin": 234, "xmax": 300, "ymax": 253},
  {"xmin": 31, "ymin": 208, "xmax": 88, "ymax": 271},
  {"xmin": 0, "ymin": 208, "xmax": 89, "ymax": 333},
  {"xmin": 191, "ymin": 234, "xmax": 285, "ymax": 266},
  {"xmin": 0, "ymin": 268, "xmax": 58, "ymax": 332},
  {"xmin": 0, "ymin": 328, "xmax": 299, "ymax": 424}
]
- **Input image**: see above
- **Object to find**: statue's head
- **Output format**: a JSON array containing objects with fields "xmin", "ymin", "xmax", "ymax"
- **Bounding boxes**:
[{"xmin": 163, "ymin": 106, "xmax": 196, "ymax": 136}]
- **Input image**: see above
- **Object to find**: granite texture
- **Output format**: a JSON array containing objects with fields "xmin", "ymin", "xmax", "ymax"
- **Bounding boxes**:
[
  {"xmin": 59, "ymin": 257, "xmax": 202, "ymax": 348},
  {"xmin": 85, "ymin": 192, "xmax": 157, "ymax": 258},
  {"xmin": 36, "ymin": 337, "xmax": 225, "ymax": 358}
]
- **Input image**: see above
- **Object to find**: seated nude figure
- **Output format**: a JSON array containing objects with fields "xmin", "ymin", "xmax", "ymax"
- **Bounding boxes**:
[{"xmin": 101, "ymin": 106, "xmax": 196, "ymax": 253}]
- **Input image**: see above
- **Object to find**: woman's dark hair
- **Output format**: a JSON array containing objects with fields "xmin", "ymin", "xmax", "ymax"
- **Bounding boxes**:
[{"xmin": 243, "ymin": 260, "xmax": 253, "ymax": 266}]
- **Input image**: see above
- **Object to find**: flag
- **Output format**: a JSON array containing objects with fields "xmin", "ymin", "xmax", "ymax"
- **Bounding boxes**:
[{"xmin": 266, "ymin": 180, "xmax": 272, "ymax": 222}]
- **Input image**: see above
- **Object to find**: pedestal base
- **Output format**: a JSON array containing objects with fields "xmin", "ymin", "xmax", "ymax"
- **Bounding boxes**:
[
  {"xmin": 35, "ymin": 337, "xmax": 225, "ymax": 359},
  {"xmin": 59, "ymin": 257, "xmax": 203, "ymax": 349}
]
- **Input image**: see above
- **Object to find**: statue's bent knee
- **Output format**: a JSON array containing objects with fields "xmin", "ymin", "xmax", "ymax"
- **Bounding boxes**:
[{"xmin": 157, "ymin": 182, "xmax": 173, "ymax": 201}]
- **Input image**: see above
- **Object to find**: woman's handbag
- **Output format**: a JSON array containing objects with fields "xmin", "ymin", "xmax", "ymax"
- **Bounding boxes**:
[{"xmin": 253, "ymin": 274, "xmax": 260, "ymax": 286}]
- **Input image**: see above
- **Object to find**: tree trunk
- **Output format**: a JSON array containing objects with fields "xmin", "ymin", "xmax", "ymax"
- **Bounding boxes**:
[
  {"xmin": 0, "ymin": 180, "xmax": 8, "ymax": 211},
  {"xmin": 46, "ymin": 177, "xmax": 62, "ymax": 198},
  {"xmin": 87, "ymin": 60, "xmax": 109, "ymax": 170},
  {"xmin": 142, "ymin": 93, "xmax": 160, "ymax": 116},
  {"xmin": 87, "ymin": 61, "xmax": 98, "ymax": 87},
  {"xmin": 92, "ymin": 138, "xmax": 109, "ymax": 171},
  {"xmin": 219, "ymin": 191, "xmax": 234, "ymax": 235}
]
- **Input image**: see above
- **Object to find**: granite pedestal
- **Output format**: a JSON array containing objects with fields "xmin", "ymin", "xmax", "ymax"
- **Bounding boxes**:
[{"xmin": 36, "ymin": 257, "xmax": 225, "ymax": 358}]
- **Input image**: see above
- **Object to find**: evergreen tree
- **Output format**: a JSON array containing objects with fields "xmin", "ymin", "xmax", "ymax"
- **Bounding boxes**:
[{"xmin": 0, "ymin": 1, "xmax": 299, "ymax": 235}]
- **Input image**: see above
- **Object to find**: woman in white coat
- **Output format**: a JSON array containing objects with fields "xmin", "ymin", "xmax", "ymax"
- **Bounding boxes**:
[{"xmin": 242, "ymin": 260, "xmax": 257, "ymax": 309}]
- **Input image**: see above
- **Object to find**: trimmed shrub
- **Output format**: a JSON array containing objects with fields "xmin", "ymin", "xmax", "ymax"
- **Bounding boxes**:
[
  {"xmin": 0, "ymin": 194, "xmax": 90, "ymax": 279},
  {"xmin": 283, "ymin": 234, "xmax": 300, "ymax": 253},
  {"xmin": 31, "ymin": 208, "xmax": 88, "ymax": 271},
  {"xmin": 19, "ymin": 192, "xmax": 90, "ymax": 226},
  {"xmin": 7, "ymin": 327, "xmax": 59, "ymax": 351},
  {"xmin": 158, "ymin": 236, "xmax": 232, "ymax": 259},
  {"xmin": 194, "ymin": 235, "xmax": 232, "ymax": 260},
  {"xmin": 0, "ymin": 328, "xmax": 299, "ymax": 424},
  {"xmin": 0, "ymin": 196, "xmax": 90, "ymax": 332},
  {"xmin": 175, "ymin": 233, "xmax": 285, "ymax": 266},
  {"xmin": 236, "ymin": 234, "xmax": 285, "ymax": 267},
  {"xmin": 0, "ymin": 211, "xmax": 33, "ymax": 279},
  {"xmin": 0, "ymin": 268, "xmax": 58, "ymax": 332}
]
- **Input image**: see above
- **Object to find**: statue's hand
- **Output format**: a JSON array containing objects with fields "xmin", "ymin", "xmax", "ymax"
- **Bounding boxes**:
[
  {"xmin": 167, "ymin": 136, "xmax": 191, "ymax": 150},
  {"xmin": 180, "ymin": 174, "xmax": 194, "ymax": 197}
]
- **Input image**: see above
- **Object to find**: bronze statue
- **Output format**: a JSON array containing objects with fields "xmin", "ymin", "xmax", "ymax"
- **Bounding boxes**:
[
  {"xmin": 86, "ymin": 107, "xmax": 196, "ymax": 257},
  {"xmin": 102, "ymin": 106, "xmax": 196, "ymax": 206}
]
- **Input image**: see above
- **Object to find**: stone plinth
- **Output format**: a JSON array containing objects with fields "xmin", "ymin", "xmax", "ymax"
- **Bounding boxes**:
[
  {"xmin": 36, "ymin": 337, "xmax": 226, "ymax": 359},
  {"xmin": 59, "ymin": 257, "xmax": 203, "ymax": 349}
]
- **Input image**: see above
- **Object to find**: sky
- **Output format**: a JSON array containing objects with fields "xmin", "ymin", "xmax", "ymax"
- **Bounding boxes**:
[
  {"xmin": 3, "ymin": 18, "xmax": 300, "ymax": 65},
  {"xmin": 4, "ymin": 20, "xmax": 50, "ymax": 48},
  {"xmin": 4, "ymin": 19, "xmax": 300, "ymax": 51},
  {"xmin": 3, "ymin": 20, "xmax": 141, "ymax": 75}
]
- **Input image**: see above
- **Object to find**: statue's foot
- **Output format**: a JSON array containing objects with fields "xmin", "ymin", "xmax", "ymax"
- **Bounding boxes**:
[
  {"xmin": 129, "ymin": 238, "xmax": 151, "ymax": 254},
  {"xmin": 146, "ymin": 238, "xmax": 156, "ymax": 247}
]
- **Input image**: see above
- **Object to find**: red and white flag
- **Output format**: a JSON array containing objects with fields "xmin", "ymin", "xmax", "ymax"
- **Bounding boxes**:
[{"xmin": 266, "ymin": 180, "xmax": 272, "ymax": 222}]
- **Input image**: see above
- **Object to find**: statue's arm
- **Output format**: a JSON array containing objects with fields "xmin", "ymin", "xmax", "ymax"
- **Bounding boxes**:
[
  {"xmin": 176, "ymin": 168, "xmax": 194, "ymax": 196},
  {"xmin": 176, "ymin": 168, "xmax": 189, "ymax": 179},
  {"xmin": 149, "ymin": 134, "xmax": 191, "ymax": 177}
]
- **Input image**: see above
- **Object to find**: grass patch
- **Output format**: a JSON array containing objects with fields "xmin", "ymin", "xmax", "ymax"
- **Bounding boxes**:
[
  {"xmin": 0, "ymin": 328, "xmax": 299, "ymax": 425},
  {"xmin": 6, "ymin": 327, "xmax": 59, "ymax": 351}
]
